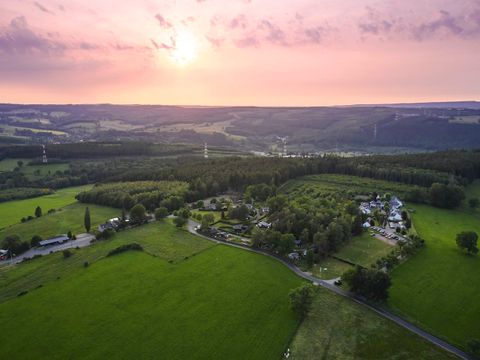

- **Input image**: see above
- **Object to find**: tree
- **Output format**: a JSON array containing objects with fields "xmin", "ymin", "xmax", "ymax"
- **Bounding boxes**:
[
  {"xmin": 155, "ymin": 207, "xmax": 169, "ymax": 220},
  {"xmin": 130, "ymin": 204, "xmax": 147, "ymax": 224},
  {"xmin": 17, "ymin": 160, "xmax": 23, "ymax": 168},
  {"xmin": 63, "ymin": 249, "xmax": 72, "ymax": 258},
  {"xmin": 279, "ymin": 233, "xmax": 295, "ymax": 255},
  {"xmin": 30, "ymin": 235, "xmax": 42, "ymax": 247},
  {"xmin": 173, "ymin": 216, "xmax": 187, "ymax": 228},
  {"xmin": 1, "ymin": 235, "xmax": 29, "ymax": 255},
  {"xmin": 35, "ymin": 206, "xmax": 42, "ymax": 218},
  {"xmin": 305, "ymin": 249, "xmax": 314, "ymax": 268},
  {"xmin": 289, "ymin": 284, "xmax": 315, "ymax": 317},
  {"xmin": 468, "ymin": 198, "xmax": 480, "ymax": 209},
  {"xmin": 343, "ymin": 266, "xmax": 391, "ymax": 301},
  {"xmin": 429, "ymin": 183, "xmax": 465, "ymax": 209},
  {"xmin": 84, "ymin": 207, "xmax": 91, "ymax": 233},
  {"xmin": 67, "ymin": 230, "xmax": 73, "ymax": 239},
  {"xmin": 201, "ymin": 213, "xmax": 215, "ymax": 229},
  {"xmin": 456, "ymin": 231, "xmax": 479, "ymax": 254}
]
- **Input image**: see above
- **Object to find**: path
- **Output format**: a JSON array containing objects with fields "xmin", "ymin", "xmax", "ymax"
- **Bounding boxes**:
[{"xmin": 186, "ymin": 219, "xmax": 473, "ymax": 360}]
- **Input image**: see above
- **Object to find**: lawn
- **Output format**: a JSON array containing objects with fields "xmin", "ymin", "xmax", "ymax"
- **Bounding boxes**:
[
  {"xmin": 0, "ymin": 201, "xmax": 118, "ymax": 241},
  {"xmin": 310, "ymin": 232, "xmax": 394, "ymax": 280},
  {"xmin": 389, "ymin": 204, "xmax": 480, "ymax": 349},
  {"xmin": 335, "ymin": 231, "xmax": 394, "ymax": 267},
  {"xmin": 191, "ymin": 209, "xmax": 223, "ymax": 223},
  {"xmin": 289, "ymin": 287, "xmax": 457, "ymax": 360},
  {"xmin": 0, "ymin": 185, "xmax": 93, "ymax": 229},
  {"xmin": 0, "ymin": 228, "xmax": 302, "ymax": 359}
]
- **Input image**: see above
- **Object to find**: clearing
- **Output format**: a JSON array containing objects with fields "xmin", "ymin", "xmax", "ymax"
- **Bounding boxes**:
[{"xmin": 0, "ymin": 185, "xmax": 92, "ymax": 229}]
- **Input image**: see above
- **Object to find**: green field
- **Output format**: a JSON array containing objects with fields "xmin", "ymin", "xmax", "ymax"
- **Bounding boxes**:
[
  {"xmin": 0, "ymin": 222, "xmax": 302, "ymax": 359},
  {"xmin": 191, "ymin": 209, "xmax": 223, "ymax": 223},
  {"xmin": 311, "ymin": 232, "xmax": 394, "ymax": 279},
  {"xmin": 0, "ymin": 185, "xmax": 92, "ymax": 229},
  {"xmin": 0, "ymin": 202, "xmax": 118, "ymax": 241},
  {"xmin": 335, "ymin": 231, "xmax": 394, "ymax": 267},
  {"xmin": 289, "ymin": 287, "xmax": 456, "ymax": 359},
  {"xmin": 0, "ymin": 158, "xmax": 70, "ymax": 179},
  {"xmin": 389, "ymin": 204, "xmax": 480, "ymax": 349}
]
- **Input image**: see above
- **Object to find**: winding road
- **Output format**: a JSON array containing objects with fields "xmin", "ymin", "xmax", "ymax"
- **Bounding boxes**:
[{"xmin": 187, "ymin": 219, "xmax": 473, "ymax": 360}]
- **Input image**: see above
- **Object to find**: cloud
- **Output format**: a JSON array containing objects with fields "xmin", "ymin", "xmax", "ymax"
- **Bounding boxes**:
[
  {"xmin": 0, "ymin": 16, "xmax": 64, "ymax": 54},
  {"xmin": 155, "ymin": 14, "xmax": 173, "ymax": 29},
  {"xmin": 230, "ymin": 14, "xmax": 248, "ymax": 29},
  {"xmin": 412, "ymin": 10, "xmax": 463, "ymax": 40},
  {"xmin": 304, "ymin": 26, "xmax": 328, "ymax": 44},
  {"xmin": 34, "ymin": 1, "xmax": 54, "ymax": 15},
  {"xmin": 234, "ymin": 35, "xmax": 259, "ymax": 48},
  {"xmin": 259, "ymin": 19, "xmax": 287, "ymax": 45}
]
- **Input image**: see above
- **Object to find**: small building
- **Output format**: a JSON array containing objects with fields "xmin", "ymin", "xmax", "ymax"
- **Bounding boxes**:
[
  {"xmin": 388, "ymin": 211, "xmax": 403, "ymax": 222},
  {"xmin": 362, "ymin": 221, "xmax": 371, "ymax": 228},
  {"xmin": 257, "ymin": 221, "xmax": 271, "ymax": 229},
  {"xmin": 0, "ymin": 249, "xmax": 8, "ymax": 260},
  {"xmin": 39, "ymin": 235, "xmax": 70, "ymax": 247}
]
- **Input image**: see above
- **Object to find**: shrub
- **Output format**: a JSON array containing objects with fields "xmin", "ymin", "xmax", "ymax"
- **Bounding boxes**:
[
  {"xmin": 62, "ymin": 249, "xmax": 72, "ymax": 258},
  {"xmin": 107, "ymin": 243, "xmax": 143, "ymax": 257},
  {"xmin": 154, "ymin": 206, "xmax": 169, "ymax": 220},
  {"xmin": 47, "ymin": 208, "xmax": 56, "ymax": 214},
  {"xmin": 84, "ymin": 261, "xmax": 89, "ymax": 268},
  {"xmin": 96, "ymin": 228, "xmax": 116, "ymax": 240},
  {"xmin": 17, "ymin": 290, "xmax": 28, "ymax": 297},
  {"xmin": 289, "ymin": 284, "xmax": 315, "ymax": 317},
  {"xmin": 30, "ymin": 235, "xmax": 42, "ymax": 247}
]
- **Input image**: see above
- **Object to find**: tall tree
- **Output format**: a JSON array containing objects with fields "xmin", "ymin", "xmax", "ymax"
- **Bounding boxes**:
[
  {"xmin": 84, "ymin": 207, "xmax": 91, "ymax": 233},
  {"xmin": 35, "ymin": 206, "xmax": 42, "ymax": 218},
  {"xmin": 456, "ymin": 231, "xmax": 479, "ymax": 255}
]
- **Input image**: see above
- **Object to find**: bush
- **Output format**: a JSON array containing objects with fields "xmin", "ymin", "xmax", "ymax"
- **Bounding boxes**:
[
  {"xmin": 47, "ymin": 208, "xmax": 56, "ymax": 214},
  {"xmin": 84, "ymin": 261, "xmax": 89, "ymax": 268},
  {"xmin": 173, "ymin": 216, "xmax": 187, "ymax": 228},
  {"xmin": 62, "ymin": 249, "xmax": 73, "ymax": 258},
  {"xmin": 154, "ymin": 206, "xmax": 169, "ymax": 220},
  {"xmin": 95, "ymin": 228, "xmax": 116, "ymax": 240},
  {"xmin": 130, "ymin": 203, "xmax": 147, "ymax": 224},
  {"xmin": 107, "ymin": 243, "xmax": 143, "ymax": 257},
  {"xmin": 289, "ymin": 284, "xmax": 315, "ymax": 317},
  {"xmin": 30, "ymin": 235, "xmax": 42, "ymax": 247}
]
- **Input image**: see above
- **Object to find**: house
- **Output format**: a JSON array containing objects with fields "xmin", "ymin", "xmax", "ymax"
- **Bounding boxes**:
[
  {"xmin": 39, "ymin": 235, "xmax": 70, "ymax": 247},
  {"xmin": 257, "ymin": 221, "xmax": 271, "ymax": 229},
  {"xmin": 390, "ymin": 196, "xmax": 403, "ymax": 209},
  {"xmin": 294, "ymin": 239, "xmax": 302, "ymax": 246},
  {"xmin": 388, "ymin": 211, "xmax": 403, "ymax": 222},
  {"xmin": 261, "ymin": 207, "xmax": 270, "ymax": 214},
  {"xmin": 362, "ymin": 221, "xmax": 372, "ymax": 228},
  {"xmin": 203, "ymin": 203, "xmax": 217, "ymax": 211},
  {"xmin": 98, "ymin": 217, "xmax": 124, "ymax": 232}
]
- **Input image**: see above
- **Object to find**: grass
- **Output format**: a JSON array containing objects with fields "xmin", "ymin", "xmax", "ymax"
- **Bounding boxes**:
[
  {"xmin": 0, "ymin": 223, "xmax": 302, "ymax": 360},
  {"xmin": 389, "ymin": 203, "xmax": 480, "ymax": 349},
  {"xmin": 191, "ymin": 209, "xmax": 223, "ymax": 223},
  {"xmin": 310, "ymin": 232, "xmax": 394, "ymax": 280},
  {"xmin": 311, "ymin": 257, "xmax": 353, "ymax": 280},
  {"xmin": 289, "ymin": 287, "xmax": 457, "ymax": 359},
  {"xmin": 0, "ymin": 185, "xmax": 92, "ymax": 229},
  {"xmin": 0, "ymin": 202, "xmax": 118, "ymax": 241},
  {"xmin": 335, "ymin": 231, "xmax": 394, "ymax": 267}
]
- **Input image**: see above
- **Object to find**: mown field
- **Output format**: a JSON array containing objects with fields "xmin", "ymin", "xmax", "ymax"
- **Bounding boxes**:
[
  {"xmin": 289, "ymin": 287, "xmax": 457, "ymax": 360},
  {"xmin": 0, "ymin": 202, "xmax": 118, "ymax": 241},
  {"xmin": 0, "ymin": 221, "xmax": 302, "ymax": 360},
  {"xmin": 311, "ymin": 232, "xmax": 394, "ymax": 279},
  {"xmin": 389, "ymin": 202, "xmax": 480, "ymax": 349},
  {"xmin": 0, "ymin": 185, "xmax": 92, "ymax": 229}
]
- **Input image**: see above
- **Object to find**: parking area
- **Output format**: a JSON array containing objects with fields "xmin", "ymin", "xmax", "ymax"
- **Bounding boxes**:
[{"xmin": 369, "ymin": 226, "xmax": 408, "ymax": 245}]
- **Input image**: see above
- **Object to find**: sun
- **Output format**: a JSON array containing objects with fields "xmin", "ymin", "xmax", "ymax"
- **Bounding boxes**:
[{"xmin": 170, "ymin": 31, "xmax": 198, "ymax": 66}]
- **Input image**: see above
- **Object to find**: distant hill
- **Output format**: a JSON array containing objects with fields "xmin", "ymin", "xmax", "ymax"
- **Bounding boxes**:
[{"xmin": 1, "ymin": 103, "xmax": 480, "ymax": 153}]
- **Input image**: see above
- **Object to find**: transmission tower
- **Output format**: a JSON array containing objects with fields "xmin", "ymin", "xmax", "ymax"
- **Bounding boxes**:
[
  {"xmin": 204, "ymin": 142, "xmax": 208, "ymax": 159},
  {"xmin": 42, "ymin": 145, "xmax": 48, "ymax": 164}
]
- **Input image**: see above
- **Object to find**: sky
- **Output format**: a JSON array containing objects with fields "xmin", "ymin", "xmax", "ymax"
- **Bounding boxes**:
[{"xmin": 0, "ymin": 0, "xmax": 479, "ymax": 106}]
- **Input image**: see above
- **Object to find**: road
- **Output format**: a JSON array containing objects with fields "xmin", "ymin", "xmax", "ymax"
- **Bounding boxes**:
[
  {"xmin": 187, "ymin": 219, "xmax": 472, "ymax": 360},
  {"xmin": 1, "ymin": 233, "xmax": 95, "ymax": 265}
]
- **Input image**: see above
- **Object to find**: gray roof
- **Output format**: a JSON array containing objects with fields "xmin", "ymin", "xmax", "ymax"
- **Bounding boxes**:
[{"xmin": 39, "ymin": 235, "xmax": 69, "ymax": 246}]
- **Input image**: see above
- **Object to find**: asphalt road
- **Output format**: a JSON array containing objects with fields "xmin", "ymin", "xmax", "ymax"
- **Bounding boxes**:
[
  {"xmin": 1, "ymin": 233, "xmax": 95, "ymax": 265},
  {"xmin": 187, "ymin": 219, "xmax": 472, "ymax": 360}
]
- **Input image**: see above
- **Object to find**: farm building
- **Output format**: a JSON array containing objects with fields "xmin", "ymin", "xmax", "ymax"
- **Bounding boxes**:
[{"xmin": 39, "ymin": 235, "xmax": 70, "ymax": 247}]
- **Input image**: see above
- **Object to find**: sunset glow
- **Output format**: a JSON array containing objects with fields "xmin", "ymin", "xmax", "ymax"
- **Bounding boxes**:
[{"xmin": 0, "ymin": 0, "xmax": 479, "ymax": 105}]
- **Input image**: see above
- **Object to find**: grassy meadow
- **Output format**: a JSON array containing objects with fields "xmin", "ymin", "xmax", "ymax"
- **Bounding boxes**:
[
  {"xmin": 389, "ymin": 203, "xmax": 480, "ymax": 349},
  {"xmin": 0, "ymin": 185, "xmax": 92, "ymax": 229},
  {"xmin": 289, "ymin": 287, "xmax": 457, "ymax": 360},
  {"xmin": 0, "ymin": 202, "xmax": 118, "ymax": 241},
  {"xmin": 0, "ymin": 158, "xmax": 69, "ymax": 179},
  {"xmin": 0, "ymin": 221, "xmax": 302, "ymax": 360}
]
